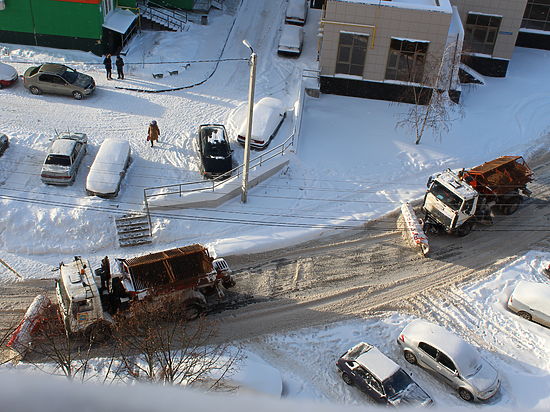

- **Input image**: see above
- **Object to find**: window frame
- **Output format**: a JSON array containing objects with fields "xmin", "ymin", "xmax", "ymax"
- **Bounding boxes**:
[
  {"xmin": 384, "ymin": 38, "xmax": 429, "ymax": 83},
  {"xmin": 522, "ymin": 0, "xmax": 550, "ymax": 31},
  {"xmin": 464, "ymin": 12, "xmax": 502, "ymax": 55},
  {"xmin": 335, "ymin": 32, "xmax": 370, "ymax": 77},
  {"xmin": 418, "ymin": 342, "xmax": 438, "ymax": 359}
]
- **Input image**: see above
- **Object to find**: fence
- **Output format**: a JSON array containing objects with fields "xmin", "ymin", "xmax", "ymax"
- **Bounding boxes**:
[{"xmin": 142, "ymin": 69, "xmax": 319, "ymax": 213}]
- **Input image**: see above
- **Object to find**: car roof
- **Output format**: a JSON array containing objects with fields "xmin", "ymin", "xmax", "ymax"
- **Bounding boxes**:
[
  {"xmin": 344, "ymin": 342, "xmax": 400, "ymax": 381},
  {"xmin": 39, "ymin": 64, "xmax": 67, "ymax": 75},
  {"xmin": 401, "ymin": 320, "xmax": 480, "ymax": 368},
  {"xmin": 512, "ymin": 280, "xmax": 550, "ymax": 309},
  {"xmin": 51, "ymin": 138, "xmax": 77, "ymax": 156}
]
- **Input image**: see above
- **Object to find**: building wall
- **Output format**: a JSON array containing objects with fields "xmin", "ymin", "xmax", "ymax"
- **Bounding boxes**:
[
  {"xmin": 451, "ymin": 0, "xmax": 528, "ymax": 60},
  {"xmin": 319, "ymin": 0, "xmax": 452, "ymax": 87},
  {"xmin": 0, "ymin": 0, "xmax": 103, "ymax": 39},
  {"xmin": 153, "ymin": 0, "xmax": 194, "ymax": 10}
]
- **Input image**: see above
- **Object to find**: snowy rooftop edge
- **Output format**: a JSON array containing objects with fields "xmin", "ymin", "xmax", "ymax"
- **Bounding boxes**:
[
  {"xmin": 103, "ymin": 8, "xmax": 137, "ymax": 34},
  {"xmin": 334, "ymin": 0, "xmax": 453, "ymax": 14}
]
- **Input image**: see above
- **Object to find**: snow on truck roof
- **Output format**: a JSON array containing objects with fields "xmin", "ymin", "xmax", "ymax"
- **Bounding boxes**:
[
  {"xmin": 436, "ymin": 169, "xmax": 478, "ymax": 198},
  {"xmin": 344, "ymin": 342, "xmax": 400, "ymax": 381},
  {"xmin": 401, "ymin": 320, "xmax": 481, "ymax": 375},
  {"xmin": 511, "ymin": 281, "xmax": 550, "ymax": 310},
  {"xmin": 59, "ymin": 258, "xmax": 97, "ymax": 302}
]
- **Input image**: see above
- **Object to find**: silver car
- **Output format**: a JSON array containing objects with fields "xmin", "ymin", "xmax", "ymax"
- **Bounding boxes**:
[
  {"xmin": 41, "ymin": 132, "xmax": 87, "ymax": 185},
  {"xmin": 24, "ymin": 63, "xmax": 95, "ymax": 100},
  {"xmin": 396, "ymin": 319, "xmax": 500, "ymax": 402},
  {"xmin": 508, "ymin": 280, "xmax": 550, "ymax": 328}
]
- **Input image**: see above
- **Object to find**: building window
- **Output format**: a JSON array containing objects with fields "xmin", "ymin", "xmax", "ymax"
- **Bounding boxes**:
[
  {"xmin": 522, "ymin": 0, "xmax": 550, "ymax": 31},
  {"xmin": 384, "ymin": 39, "xmax": 428, "ymax": 83},
  {"xmin": 335, "ymin": 33, "xmax": 369, "ymax": 76},
  {"xmin": 464, "ymin": 13, "xmax": 502, "ymax": 55}
]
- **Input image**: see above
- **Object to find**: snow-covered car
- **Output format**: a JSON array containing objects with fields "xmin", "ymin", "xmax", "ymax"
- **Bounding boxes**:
[
  {"xmin": 23, "ymin": 63, "xmax": 95, "ymax": 100},
  {"xmin": 197, "ymin": 124, "xmax": 233, "ymax": 179},
  {"xmin": 0, "ymin": 63, "xmax": 18, "ymax": 88},
  {"xmin": 41, "ymin": 132, "xmax": 87, "ymax": 185},
  {"xmin": 237, "ymin": 97, "xmax": 286, "ymax": 150},
  {"xmin": 336, "ymin": 342, "xmax": 433, "ymax": 407},
  {"xmin": 278, "ymin": 24, "xmax": 304, "ymax": 56},
  {"xmin": 508, "ymin": 280, "xmax": 550, "ymax": 328},
  {"xmin": 86, "ymin": 139, "xmax": 131, "ymax": 197},
  {"xmin": 285, "ymin": 0, "xmax": 308, "ymax": 25},
  {"xmin": 0, "ymin": 133, "xmax": 9, "ymax": 156},
  {"xmin": 397, "ymin": 319, "xmax": 500, "ymax": 402}
]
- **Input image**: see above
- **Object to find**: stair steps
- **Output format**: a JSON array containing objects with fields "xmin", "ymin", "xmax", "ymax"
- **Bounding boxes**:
[{"xmin": 115, "ymin": 213, "xmax": 152, "ymax": 247}]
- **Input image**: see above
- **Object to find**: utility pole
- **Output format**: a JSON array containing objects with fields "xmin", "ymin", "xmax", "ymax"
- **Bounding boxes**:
[{"xmin": 241, "ymin": 40, "xmax": 256, "ymax": 203}]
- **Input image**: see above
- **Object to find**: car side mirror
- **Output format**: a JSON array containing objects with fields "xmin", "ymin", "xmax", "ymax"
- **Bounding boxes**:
[{"xmin": 453, "ymin": 370, "xmax": 459, "ymax": 377}]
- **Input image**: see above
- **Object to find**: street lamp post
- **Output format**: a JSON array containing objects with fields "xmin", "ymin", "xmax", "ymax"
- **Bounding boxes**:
[{"xmin": 241, "ymin": 40, "xmax": 257, "ymax": 203}]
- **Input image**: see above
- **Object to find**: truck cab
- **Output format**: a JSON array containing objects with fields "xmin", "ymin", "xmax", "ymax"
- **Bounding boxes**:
[
  {"xmin": 55, "ymin": 256, "xmax": 107, "ymax": 335},
  {"xmin": 423, "ymin": 169, "xmax": 479, "ymax": 235}
]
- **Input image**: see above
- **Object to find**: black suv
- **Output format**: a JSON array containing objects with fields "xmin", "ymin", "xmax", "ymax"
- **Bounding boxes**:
[{"xmin": 197, "ymin": 124, "xmax": 233, "ymax": 179}]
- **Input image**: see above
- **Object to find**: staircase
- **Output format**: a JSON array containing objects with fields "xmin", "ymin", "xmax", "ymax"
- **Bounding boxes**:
[
  {"xmin": 115, "ymin": 213, "xmax": 152, "ymax": 247},
  {"xmin": 138, "ymin": 1, "xmax": 188, "ymax": 31}
]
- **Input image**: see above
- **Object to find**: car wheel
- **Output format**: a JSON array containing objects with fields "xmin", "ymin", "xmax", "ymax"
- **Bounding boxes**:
[
  {"xmin": 456, "ymin": 221, "xmax": 473, "ymax": 237},
  {"xmin": 72, "ymin": 91, "xmax": 83, "ymax": 100},
  {"xmin": 458, "ymin": 388, "xmax": 473, "ymax": 402},
  {"xmin": 29, "ymin": 86, "xmax": 42, "ymax": 95},
  {"xmin": 404, "ymin": 351, "xmax": 417, "ymax": 365},
  {"xmin": 341, "ymin": 372, "xmax": 353, "ymax": 386},
  {"xmin": 518, "ymin": 311, "xmax": 532, "ymax": 321}
]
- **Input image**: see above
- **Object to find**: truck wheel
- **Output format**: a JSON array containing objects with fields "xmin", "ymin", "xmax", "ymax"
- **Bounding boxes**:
[
  {"xmin": 85, "ymin": 322, "xmax": 112, "ymax": 344},
  {"xmin": 501, "ymin": 196, "xmax": 521, "ymax": 215},
  {"xmin": 456, "ymin": 222, "xmax": 473, "ymax": 237}
]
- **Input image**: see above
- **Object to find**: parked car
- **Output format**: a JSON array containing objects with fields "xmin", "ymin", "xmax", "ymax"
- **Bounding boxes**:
[
  {"xmin": 197, "ymin": 124, "xmax": 233, "ymax": 179},
  {"xmin": 397, "ymin": 319, "xmax": 500, "ymax": 402},
  {"xmin": 508, "ymin": 280, "xmax": 550, "ymax": 328},
  {"xmin": 278, "ymin": 24, "xmax": 304, "ymax": 56},
  {"xmin": 41, "ymin": 132, "xmax": 87, "ymax": 185},
  {"xmin": 0, "ymin": 133, "xmax": 9, "ymax": 156},
  {"xmin": 237, "ymin": 97, "xmax": 286, "ymax": 150},
  {"xmin": 285, "ymin": 0, "xmax": 308, "ymax": 25},
  {"xmin": 23, "ymin": 63, "xmax": 95, "ymax": 100},
  {"xmin": 0, "ymin": 63, "xmax": 18, "ymax": 88},
  {"xmin": 86, "ymin": 139, "xmax": 131, "ymax": 198},
  {"xmin": 336, "ymin": 342, "xmax": 433, "ymax": 407}
]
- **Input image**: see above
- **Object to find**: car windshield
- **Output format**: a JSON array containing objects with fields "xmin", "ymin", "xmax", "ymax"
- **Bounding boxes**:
[
  {"xmin": 430, "ymin": 181, "xmax": 463, "ymax": 211},
  {"xmin": 205, "ymin": 142, "xmax": 228, "ymax": 157},
  {"xmin": 383, "ymin": 369, "xmax": 413, "ymax": 398},
  {"xmin": 61, "ymin": 69, "xmax": 78, "ymax": 84},
  {"xmin": 45, "ymin": 154, "xmax": 70, "ymax": 166}
]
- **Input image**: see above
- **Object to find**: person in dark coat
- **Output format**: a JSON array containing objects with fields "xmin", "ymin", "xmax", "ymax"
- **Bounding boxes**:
[
  {"xmin": 147, "ymin": 120, "xmax": 160, "ymax": 147},
  {"xmin": 115, "ymin": 55, "xmax": 124, "ymax": 80},
  {"xmin": 103, "ymin": 54, "xmax": 112, "ymax": 80}
]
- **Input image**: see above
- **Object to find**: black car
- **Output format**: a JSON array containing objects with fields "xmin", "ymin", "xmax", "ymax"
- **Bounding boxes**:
[
  {"xmin": 336, "ymin": 342, "xmax": 433, "ymax": 407},
  {"xmin": 197, "ymin": 124, "xmax": 233, "ymax": 179},
  {"xmin": 0, "ymin": 133, "xmax": 8, "ymax": 156}
]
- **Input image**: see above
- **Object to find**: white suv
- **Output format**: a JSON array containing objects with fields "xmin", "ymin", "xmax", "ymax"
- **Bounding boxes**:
[{"xmin": 396, "ymin": 319, "xmax": 500, "ymax": 402}]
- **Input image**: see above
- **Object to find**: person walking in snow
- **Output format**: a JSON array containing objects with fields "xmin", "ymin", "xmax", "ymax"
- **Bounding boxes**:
[
  {"xmin": 147, "ymin": 120, "xmax": 160, "ymax": 147},
  {"xmin": 115, "ymin": 55, "xmax": 125, "ymax": 80},
  {"xmin": 103, "ymin": 54, "xmax": 112, "ymax": 80}
]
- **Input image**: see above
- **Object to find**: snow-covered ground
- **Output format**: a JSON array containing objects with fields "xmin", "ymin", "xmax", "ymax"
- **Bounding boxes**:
[
  {"xmin": 1, "ymin": 0, "xmax": 549, "ymax": 408},
  {"xmin": 245, "ymin": 251, "xmax": 550, "ymax": 408}
]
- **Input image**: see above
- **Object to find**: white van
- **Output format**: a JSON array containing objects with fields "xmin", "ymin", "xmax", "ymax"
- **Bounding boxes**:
[
  {"xmin": 86, "ymin": 139, "xmax": 131, "ymax": 198},
  {"xmin": 237, "ymin": 97, "xmax": 286, "ymax": 150},
  {"xmin": 285, "ymin": 0, "xmax": 308, "ymax": 25}
]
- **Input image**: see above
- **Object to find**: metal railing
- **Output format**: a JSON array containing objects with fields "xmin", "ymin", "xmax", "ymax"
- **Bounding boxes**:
[
  {"xmin": 139, "ymin": 0, "xmax": 188, "ymax": 31},
  {"xmin": 142, "ymin": 69, "xmax": 316, "ymax": 211}
]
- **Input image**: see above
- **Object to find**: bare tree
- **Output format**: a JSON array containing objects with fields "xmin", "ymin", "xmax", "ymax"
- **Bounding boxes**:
[
  {"xmin": 0, "ymin": 316, "xmax": 23, "ymax": 365},
  {"xmin": 24, "ymin": 306, "xmax": 116, "ymax": 382},
  {"xmin": 113, "ymin": 297, "xmax": 241, "ymax": 389},
  {"xmin": 396, "ymin": 39, "xmax": 464, "ymax": 145}
]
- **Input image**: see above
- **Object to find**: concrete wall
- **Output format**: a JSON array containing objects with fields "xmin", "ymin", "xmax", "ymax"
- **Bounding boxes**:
[{"xmin": 319, "ymin": 0, "xmax": 452, "ymax": 87}]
